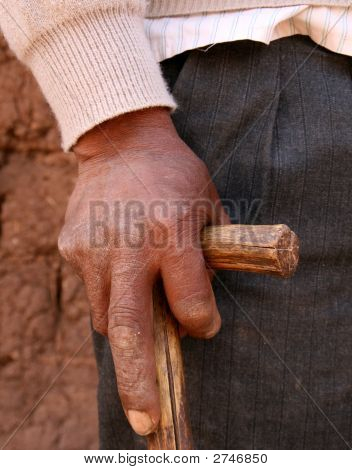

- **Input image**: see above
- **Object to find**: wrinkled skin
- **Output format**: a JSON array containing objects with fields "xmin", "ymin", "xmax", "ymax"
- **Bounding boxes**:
[{"xmin": 58, "ymin": 108, "xmax": 229, "ymax": 436}]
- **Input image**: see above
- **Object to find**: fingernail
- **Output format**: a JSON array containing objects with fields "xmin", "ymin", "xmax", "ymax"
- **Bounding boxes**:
[{"xmin": 127, "ymin": 410, "xmax": 155, "ymax": 436}]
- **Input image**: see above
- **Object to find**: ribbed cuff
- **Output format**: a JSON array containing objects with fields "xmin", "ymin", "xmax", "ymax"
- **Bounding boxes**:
[
  {"xmin": 27, "ymin": 8, "xmax": 176, "ymax": 150},
  {"xmin": 147, "ymin": 0, "xmax": 352, "ymax": 17}
]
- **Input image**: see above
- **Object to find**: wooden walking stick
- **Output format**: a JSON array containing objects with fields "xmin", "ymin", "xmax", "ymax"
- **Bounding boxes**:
[{"xmin": 147, "ymin": 224, "xmax": 299, "ymax": 450}]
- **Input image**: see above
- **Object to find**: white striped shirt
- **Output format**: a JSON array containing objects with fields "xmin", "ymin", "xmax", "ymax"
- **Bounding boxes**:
[{"xmin": 145, "ymin": 5, "xmax": 352, "ymax": 62}]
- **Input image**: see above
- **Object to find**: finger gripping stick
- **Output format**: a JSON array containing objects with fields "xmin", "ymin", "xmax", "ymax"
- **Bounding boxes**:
[{"xmin": 147, "ymin": 224, "xmax": 299, "ymax": 450}]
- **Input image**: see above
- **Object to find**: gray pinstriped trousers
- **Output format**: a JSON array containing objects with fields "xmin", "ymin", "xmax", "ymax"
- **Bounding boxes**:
[{"xmin": 93, "ymin": 35, "xmax": 352, "ymax": 449}]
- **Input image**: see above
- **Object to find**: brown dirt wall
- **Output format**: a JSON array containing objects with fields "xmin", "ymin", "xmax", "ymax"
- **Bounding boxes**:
[{"xmin": 0, "ymin": 36, "xmax": 99, "ymax": 450}]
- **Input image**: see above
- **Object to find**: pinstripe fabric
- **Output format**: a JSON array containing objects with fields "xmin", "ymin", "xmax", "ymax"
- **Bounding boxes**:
[
  {"xmin": 93, "ymin": 35, "xmax": 352, "ymax": 449},
  {"xmin": 145, "ymin": 5, "xmax": 352, "ymax": 62}
]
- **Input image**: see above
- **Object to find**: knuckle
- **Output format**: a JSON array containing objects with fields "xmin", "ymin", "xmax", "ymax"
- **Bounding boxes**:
[
  {"xmin": 107, "ymin": 308, "xmax": 149, "ymax": 395},
  {"xmin": 109, "ymin": 304, "xmax": 141, "ymax": 321},
  {"xmin": 57, "ymin": 229, "xmax": 73, "ymax": 259},
  {"xmin": 58, "ymin": 226, "xmax": 93, "ymax": 277},
  {"xmin": 108, "ymin": 310, "xmax": 143, "ymax": 354},
  {"xmin": 117, "ymin": 371, "xmax": 145, "ymax": 396},
  {"xmin": 166, "ymin": 247, "xmax": 196, "ymax": 270},
  {"xmin": 112, "ymin": 345, "xmax": 146, "ymax": 395},
  {"xmin": 58, "ymin": 227, "xmax": 87, "ymax": 259}
]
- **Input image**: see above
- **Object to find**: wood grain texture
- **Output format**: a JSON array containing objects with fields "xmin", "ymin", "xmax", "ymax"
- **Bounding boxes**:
[
  {"xmin": 201, "ymin": 224, "xmax": 299, "ymax": 277},
  {"xmin": 147, "ymin": 224, "xmax": 299, "ymax": 450},
  {"xmin": 147, "ymin": 281, "xmax": 193, "ymax": 450}
]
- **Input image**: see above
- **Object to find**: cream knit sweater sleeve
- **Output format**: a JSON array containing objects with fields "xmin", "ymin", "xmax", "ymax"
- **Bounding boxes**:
[{"xmin": 0, "ymin": 1, "xmax": 176, "ymax": 150}]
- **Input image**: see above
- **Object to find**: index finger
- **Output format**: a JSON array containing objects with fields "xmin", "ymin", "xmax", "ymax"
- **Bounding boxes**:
[{"xmin": 107, "ymin": 255, "xmax": 160, "ymax": 436}]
